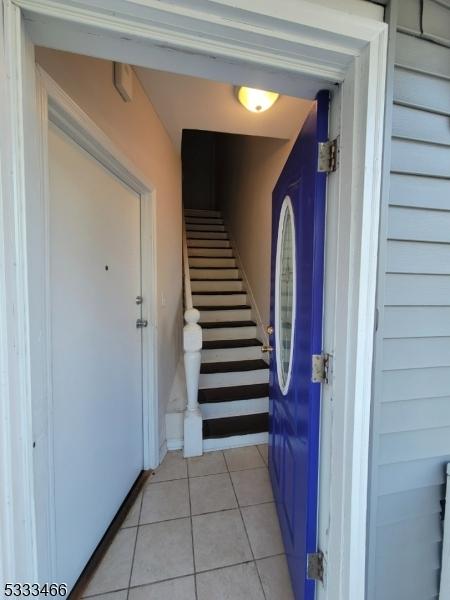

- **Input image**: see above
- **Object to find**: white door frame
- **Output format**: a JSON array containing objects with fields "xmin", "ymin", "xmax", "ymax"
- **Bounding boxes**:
[{"xmin": 0, "ymin": 1, "xmax": 387, "ymax": 598}]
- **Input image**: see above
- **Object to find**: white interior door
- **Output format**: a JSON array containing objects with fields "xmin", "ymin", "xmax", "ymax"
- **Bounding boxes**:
[{"xmin": 48, "ymin": 123, "xmax": 143, "ymax": 590}]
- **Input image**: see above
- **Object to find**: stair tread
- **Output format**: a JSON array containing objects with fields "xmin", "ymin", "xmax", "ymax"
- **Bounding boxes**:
[
  {"xmin": 192, "ymin": 278, "xmax": 243, "ymax": 282},
  {"xmin": 202, "ymin": 413, "xmax": 269, "ymax": 439},
  {"xmin": 198, "ymin": 383, "xmax": 269, "ymax": 404},
  {"xmin": 190, "ymin": 267, "xmax": 237, "ymax": 270},
  {"xmin": 200, "ymin": 320, "xmax": 256, "ymax": 329},
  {"xmin": 197, "ymin": 305, "xmax": 250, "ymax": 311},
  {"xmin": 187, "ymin": 237, "xmax": 229, "ymax": 241},
  {"xmin": 203, "ymin": 338, "xmax": 261, "ymax": 349},
  {"xmin": 201, "ymin": 359, "xmax": 268, "ymax": 374},
  {"xmin": 193, "ymin": 291, "xmax": 246, "ymax": 296}
]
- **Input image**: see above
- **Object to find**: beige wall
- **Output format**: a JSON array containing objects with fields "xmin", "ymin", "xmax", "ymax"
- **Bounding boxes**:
[
  {"xmin": 36, "ymin": 48, "xmax": 183, "ymax": 446},
  {"xmin": 219, "ymin": 134, "xmax": 297, "ymax": 329}
]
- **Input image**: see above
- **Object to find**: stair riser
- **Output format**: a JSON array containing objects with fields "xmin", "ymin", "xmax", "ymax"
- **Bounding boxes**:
[
  {"xmin": 203, "ymin": 432, "xmax": 268, "ymax": 452},
  {"xmin": 202, "ymin": 325, "xmax": 256, "ymax": 341},
  {"xmin": 193, "ymin": 293, "xmax": 247, "ymax": 306},
  {"xmin": 199, "ymin": 309, "xmax": 252, "ymax": 322},
  {"xmin": 187, "ymin": 224, "xmax": 226, "ymax": 232},
  {"xmin": 201, "ymin": 346, "xmax": 263, "ymax": 363},
  {"xmin": 188, "ymin": 248, "xmax": 234, "ymax": 258},
  {"xmin": 187, "ymin": 239, "xmax": 230, "ymax": 248},
  {"xmin": 185, "ymin": 217, "xmax": 224, "ymax": 225},
  {"xmin": 189, "ymin": 258, "xmax": 236, "ymax": 268},
  {"xmin": 184, "ymin": 209, "xmax": 221, "ymax": 218},
  {"xmin": 191, "ymin": 280, "xmax": 244, "ymax": 292},
  {"xmin": 190, "ymin": 268, "xmax": 239, "ymax": 280},
  {"xmin": 201, "ymin": 398, "xmax": 269, "ymax": 419},
  {"xmin": 187, "ymin": 231, "xmax": 228, "ymax": 239},
  {"xmin": 199, "ymin": 369, "xmax": 269, "ymax": 389}
]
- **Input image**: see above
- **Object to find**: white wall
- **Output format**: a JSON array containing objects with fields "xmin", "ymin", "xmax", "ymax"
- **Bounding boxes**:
[
  {"xmin": 35, "ymin": 48, "xmax": 183, "ymax": 449},
  {"xmin": 219, "ymin": 133, "xmax": 302, "ymax": 329}
]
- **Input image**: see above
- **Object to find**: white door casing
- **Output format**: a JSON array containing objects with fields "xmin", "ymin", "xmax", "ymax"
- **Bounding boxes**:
[{"xmin": 0, "ymin": 1, "xmax": 387, "ymax": 598}]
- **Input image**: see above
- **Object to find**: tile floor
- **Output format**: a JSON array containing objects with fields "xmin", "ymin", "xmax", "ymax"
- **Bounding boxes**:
[{"xmin": 82, "ymin": 444, "xmax": 294, "ymax": 600}]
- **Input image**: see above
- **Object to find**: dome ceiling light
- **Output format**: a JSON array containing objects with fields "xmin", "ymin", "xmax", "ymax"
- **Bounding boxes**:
[{"xmin": 236, "ymin": 86, "xmax": 280, "ymax": 113}]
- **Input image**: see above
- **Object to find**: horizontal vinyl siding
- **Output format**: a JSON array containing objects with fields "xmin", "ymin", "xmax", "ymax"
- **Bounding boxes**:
[{"xmin": 368, "ymin": 3, "xmax": 450, "ymax": 599}]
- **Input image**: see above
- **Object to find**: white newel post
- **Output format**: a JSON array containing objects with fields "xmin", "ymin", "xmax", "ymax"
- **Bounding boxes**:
[{"xmin": 183, "ymin": 307, "xmax": 203, "ymax": 457}]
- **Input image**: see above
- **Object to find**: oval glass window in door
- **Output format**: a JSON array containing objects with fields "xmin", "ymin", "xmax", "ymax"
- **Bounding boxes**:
[{"xmin": 275, "ymin": 196, "xmax": 296, "ymax": 395}]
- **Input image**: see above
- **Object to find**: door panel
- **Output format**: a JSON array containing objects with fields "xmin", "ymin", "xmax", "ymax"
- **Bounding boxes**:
[
  {"xmin": 269, "ymin": 91, "xmax": 329, "ymax": 600},
  {"xmin": 48, "ymin": 124, "xmax": 143, "ymax": 590}
]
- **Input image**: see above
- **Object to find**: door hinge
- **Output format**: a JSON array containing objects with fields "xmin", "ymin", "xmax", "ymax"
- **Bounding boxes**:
[
  {"xmin": 307, "ymin": 551, "xmax": 324, "ymax": 582},
  {"xmin": 318, "ymin": 138, "xmax": 338, "ymax": 173},
  {"xmin": 311, "ymin": 353, "xmax": 330, "ymax": 384}
]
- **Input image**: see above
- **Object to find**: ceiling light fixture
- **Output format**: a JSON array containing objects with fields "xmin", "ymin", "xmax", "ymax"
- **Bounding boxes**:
[{"xmin": 236, "ymin": 86, "xmax": 280, "ymax": 113}]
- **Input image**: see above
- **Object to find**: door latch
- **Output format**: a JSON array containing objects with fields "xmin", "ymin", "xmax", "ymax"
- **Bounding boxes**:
[{"xmin": 136, "ymin": 318, "xmax": 148, "ymax": 328}]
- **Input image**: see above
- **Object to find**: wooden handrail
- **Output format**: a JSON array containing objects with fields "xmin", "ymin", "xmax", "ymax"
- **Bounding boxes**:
[{"xmin": 182, "ymin": 214, "xmax": 193, "ymax": 311}]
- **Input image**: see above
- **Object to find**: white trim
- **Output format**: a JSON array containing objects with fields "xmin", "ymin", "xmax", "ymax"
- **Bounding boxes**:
[
  {"xmin": 30, "ymin": 67, "xmax": 159, "ymax": 581},
  {"xmin": 274, "ymin": 196, "xmax": 297, "ymax": 397},
  {"xmin": 0, "ymin": 2, "xmax": 387, "ymax": 598},
  {"xmin": 203, "ymin": 432, "xmax": 269, "ymax": 453}
]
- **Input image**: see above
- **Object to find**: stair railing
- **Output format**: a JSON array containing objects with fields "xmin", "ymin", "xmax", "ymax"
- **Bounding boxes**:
[{"xmin": 182, "ymin": 212, "xmax": 203, "ymax": 457}]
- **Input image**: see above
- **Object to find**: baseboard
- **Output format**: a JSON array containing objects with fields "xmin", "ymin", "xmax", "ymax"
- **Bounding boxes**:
[{"xmin": 167, "ymin": 437, "xmax": 184, "ymax": 451}]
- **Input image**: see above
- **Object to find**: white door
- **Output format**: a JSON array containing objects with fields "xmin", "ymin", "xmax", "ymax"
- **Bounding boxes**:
[{"xmin": 48, "ymin": 123, "xmax": 143, "ymax": 590}]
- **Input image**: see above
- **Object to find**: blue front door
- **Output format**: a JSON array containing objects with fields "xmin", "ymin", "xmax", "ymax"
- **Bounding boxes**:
[{"xmin": 269, "ymin": 90, "xmax": 329, "ymax": 600}]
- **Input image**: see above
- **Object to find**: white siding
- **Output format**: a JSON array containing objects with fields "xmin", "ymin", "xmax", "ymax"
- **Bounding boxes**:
[{"xmin": 367, "ymin": 1, "xmax": 450, "ymax": 599}]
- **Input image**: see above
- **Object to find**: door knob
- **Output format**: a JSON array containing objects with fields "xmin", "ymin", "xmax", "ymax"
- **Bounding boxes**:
[
  {"xmin": 266, "ymin": 325, "xmax": 274, "ymax": 335},
  {"xmin": 136, "ymin": 318, "xmax": 148, "ymax": 328},
  {"xmin": 261, "ymin": 344, "xmax": 273, "ymax": 353}
]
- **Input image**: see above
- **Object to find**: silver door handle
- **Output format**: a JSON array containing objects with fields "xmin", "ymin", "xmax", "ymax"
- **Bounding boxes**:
[{"xmin": 136, "ymin": 319, "xmax": 148, "ymax": 328}]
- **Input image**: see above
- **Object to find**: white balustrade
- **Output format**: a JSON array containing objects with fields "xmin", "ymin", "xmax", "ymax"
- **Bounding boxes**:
[{"xmin": 182, "ymin": 214, "xmax": 203, "ymax": 457}]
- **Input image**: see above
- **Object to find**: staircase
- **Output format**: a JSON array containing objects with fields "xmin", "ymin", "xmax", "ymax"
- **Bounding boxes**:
[{"xmin": 185, "ymin": 208, "xmax": 269, "ymax": 451}]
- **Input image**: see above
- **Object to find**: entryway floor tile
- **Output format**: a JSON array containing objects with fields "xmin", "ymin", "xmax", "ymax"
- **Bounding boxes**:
[
  {"xmin": 230, "ymin": 467, "xmax": 273, "ymax": 506},
  {"xmin": 257, "ymin": 443, "xmax": 269, "ymax": 465},
  {"xmin": 130, "ymin": 518, "xmax": 194, "ymax": 586},
  {"xmin": 140, "ymin": 478, "xmax": 190, "ymax": 524},
  {"xmin": 128, "ymin": 576, "xmax": 196, "ymax": 600},
  {"xmin": 241, "ymin": 502, "xmax": 284, "ymax": 558},
  {"xmin": 83, "ymin": 527, "xmax": 136, "ymax": 597},
  {"xmin": 81, "ymin": 446, "xmax": 288, "ymax": 599},
  {"xmin": 192, "ymin": 509, "xmax": 252, "ymax": 572},
  {"xmin": 189, "ymin": 472, "xmax": 237, "ymax": 515},
  {"xmin": 256, "ymin": 554, "xmax": 294, "ymax": 599},
  {"xmin": 121, "ymin": 492, "xmax": 142, "ymax": 528},
  {"xmin": 187, "ymin": 450, "xmax": 227, "ymax": 477},
  {"xmin": 149, "ymin": 450, "xmax": 187, "ymax": 482},
  {"xmin": 224, "ymin": 445, "xmax": 265, "ymax": 471},
  {"xmin": 196, "ymin": 562, "xmax": 265, "ymax": 600}
]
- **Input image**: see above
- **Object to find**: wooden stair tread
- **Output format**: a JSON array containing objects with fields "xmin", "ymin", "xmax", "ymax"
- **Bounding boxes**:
[
  {"xmin": 202, "ymin": 413, "xmax": 268, "ymax": 439},
  {"xmin": 202, "ymin": 339, "xmax": 261, "ymax": 349},
  {"xmin": 200, "ymin": 320, "xmax": 256, "ymax": 329},
  {"xmin": 200, "ymin": 359, "xmax": 268, "ymax": 374}
]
